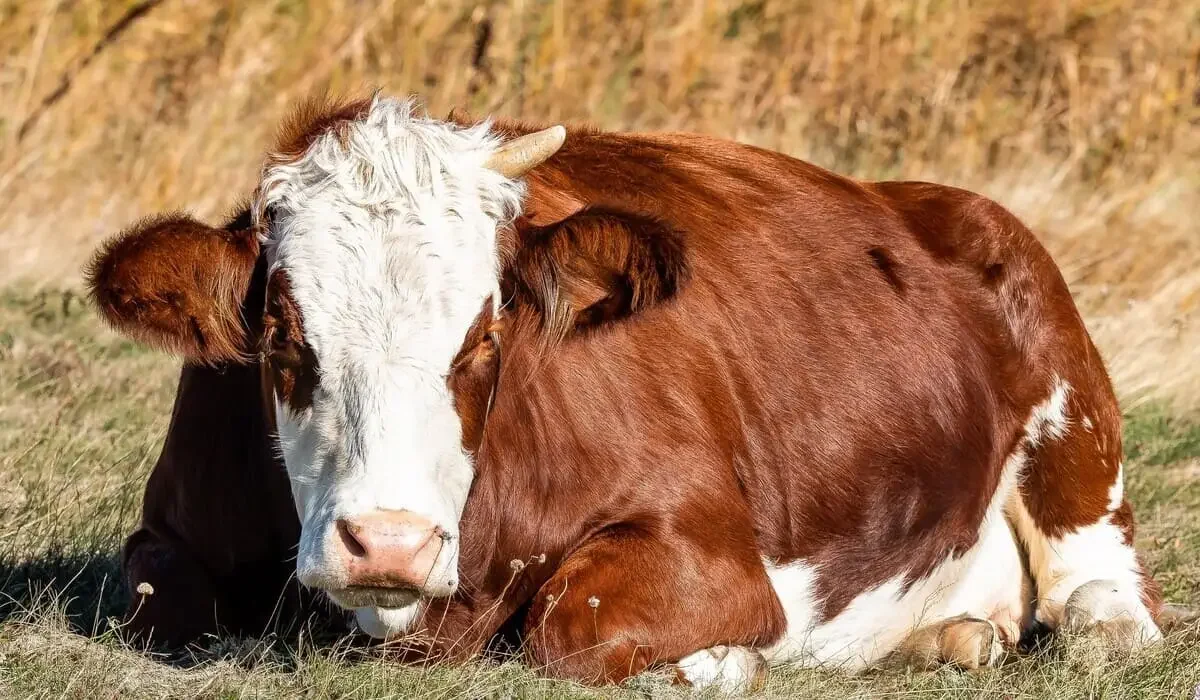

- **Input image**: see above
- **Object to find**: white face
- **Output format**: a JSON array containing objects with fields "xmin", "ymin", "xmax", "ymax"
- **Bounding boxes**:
[{"xmin": 255, "ymin": 98, "xmax": 522, "ymax": 632}]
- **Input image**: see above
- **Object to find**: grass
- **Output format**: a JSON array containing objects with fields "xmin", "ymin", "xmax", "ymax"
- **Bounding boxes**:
[
  {"xmin": 1, "ymin": 0, "xmax": 1199, "ymax": 696},
  {"xmin": 1, "ymin": 291, "xmax": 1199, "ymax": 699},
  {"xmin": 0, "ymin": 0, "xmax": 1198, "ymax": 413}
]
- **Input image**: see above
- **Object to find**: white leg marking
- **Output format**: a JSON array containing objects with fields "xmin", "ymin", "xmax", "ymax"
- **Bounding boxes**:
[
  {"xmin": 676, "ymin": 645, "xmax": 766, "ymax": 693},
  {"xmin": 1004, "ymin": 377, "xmax": 1160, "ymax": 650},
  {"xmin": 1008, "ymin": 501, "xmax": 1159, "ymax": 644}
]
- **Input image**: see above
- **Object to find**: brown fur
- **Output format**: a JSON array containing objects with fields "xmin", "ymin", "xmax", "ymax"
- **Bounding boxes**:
[
  {"xmin": 270, "ymin": 94, "xmax": 373, "ymax": 163},
  {"xmin": 90, "ymin": 97, "xmax": 1160, "ymax": 682},
  {"xmin": 503, "ymin": 207, "xmax": 689, "ymax": 348},
  {"xmin": 262, "ymin": 270, "xmax": 318, "ymax": 412},
  {"xmin": 85, "ymin": 213, "xmax": 260, "ymax": 365},
  {"xmin": 448, "ymin": 301, "xmax": 502, "ymax": 455}
]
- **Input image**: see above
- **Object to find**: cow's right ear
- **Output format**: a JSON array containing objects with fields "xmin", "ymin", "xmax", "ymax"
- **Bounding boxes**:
[{"xmin": 85, "ymin": 213, "xmax": 261, "ymax": 365}]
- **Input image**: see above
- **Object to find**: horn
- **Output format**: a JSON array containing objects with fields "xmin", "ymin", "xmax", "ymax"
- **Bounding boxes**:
[{"xmin": 483, "ymin": 125, "xmax": 567, "ymax": 178}]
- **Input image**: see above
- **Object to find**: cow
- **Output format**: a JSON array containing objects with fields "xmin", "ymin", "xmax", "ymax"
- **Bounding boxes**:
[{"xmin": 85, "ymin": 94, "xmax": 1164, "ymax": 690}]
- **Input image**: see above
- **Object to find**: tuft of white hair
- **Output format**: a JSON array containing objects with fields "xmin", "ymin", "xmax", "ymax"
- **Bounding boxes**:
[{"xmin": 256, "ymin": 95, "xmax": 524, "ymax": 236}]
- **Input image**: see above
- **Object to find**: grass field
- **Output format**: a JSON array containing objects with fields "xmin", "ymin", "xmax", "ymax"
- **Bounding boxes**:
[{"xmin": 2, "ymin": 0, "xmax": 1199, "ymax": 697}]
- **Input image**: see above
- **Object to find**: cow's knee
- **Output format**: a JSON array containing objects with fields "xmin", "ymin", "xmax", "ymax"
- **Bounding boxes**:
[
  {"xmin": 121, "ymin": 528, "xmax": 220, "ymax": 649},
  {"xmin": 522, "ymin": 601, "xmax": 648, "ymax": 684}
]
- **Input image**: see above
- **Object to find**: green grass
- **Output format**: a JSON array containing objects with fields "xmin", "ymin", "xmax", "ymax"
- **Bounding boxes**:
[{"xmin": 2, "ymin": 286, "xmax": 1199, "ymax": 699}]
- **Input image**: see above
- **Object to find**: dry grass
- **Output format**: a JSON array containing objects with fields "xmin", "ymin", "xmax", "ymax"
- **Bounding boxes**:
[
  {"xmin": 1, "ymin": 1, "xmax": 1200, "ymax": 697},
  {"xmin": 0, "ymin": 0, "xmax": 1197, "ymax": 411}
]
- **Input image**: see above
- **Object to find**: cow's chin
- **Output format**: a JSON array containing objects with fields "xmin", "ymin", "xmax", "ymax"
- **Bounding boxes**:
[
  {"xmin": 353, "ymin": 604, "xmax": 422, "ymax": 639},
  {"xmin": 327, "ymin": 585, "xmax": 420, "ymax": 610}
]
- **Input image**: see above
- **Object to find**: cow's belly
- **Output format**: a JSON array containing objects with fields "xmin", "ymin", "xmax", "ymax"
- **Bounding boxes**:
[{"xmin": 760, "ymin": 491, "xmax": 1032, "ymax": 670}]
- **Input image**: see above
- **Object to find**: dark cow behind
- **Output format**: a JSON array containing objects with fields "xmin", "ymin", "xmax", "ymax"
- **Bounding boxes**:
[{"xmin": 87, "ymin": 95, "xmax": 1164, "ymax": 690}]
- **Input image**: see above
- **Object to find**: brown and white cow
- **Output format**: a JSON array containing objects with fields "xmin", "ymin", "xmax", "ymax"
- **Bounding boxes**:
[{"xmin": 86, "ymin": 95, "xmax": 1163, "ymax": 690}]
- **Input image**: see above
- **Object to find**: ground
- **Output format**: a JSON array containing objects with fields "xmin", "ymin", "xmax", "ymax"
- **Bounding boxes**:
[{"xmin": 1, "ymin": 287, "xmax": 1198, "ymax": 699}]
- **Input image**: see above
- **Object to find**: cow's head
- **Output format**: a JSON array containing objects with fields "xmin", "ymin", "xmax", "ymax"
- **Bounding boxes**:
[{"xmin": 87, "ymin": 96, "xmax": 686, "ymax": 637}]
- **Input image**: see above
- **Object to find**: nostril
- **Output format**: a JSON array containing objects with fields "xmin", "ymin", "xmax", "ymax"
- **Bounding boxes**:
[{"xmin": 336, "ymin": 518, "xmax": 368, "ymax": 558}]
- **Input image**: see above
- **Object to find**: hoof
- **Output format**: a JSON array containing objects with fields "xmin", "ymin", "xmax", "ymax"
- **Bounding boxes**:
[
  {"xmin": 676, "ymin": 645, "xmax": 768, "ymax": 694},
  {"xmin": 939, "ymin": 618, "xmax": 1005, "ymax": 670},
  {"xmin": 1062, "ymin": 579, "xmax": 1162, "ymax": 654}
]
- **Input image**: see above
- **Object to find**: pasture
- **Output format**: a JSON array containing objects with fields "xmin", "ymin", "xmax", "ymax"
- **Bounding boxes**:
[{"xmin": 2, "ymin": 0, "xmax": 1198, "ymax": 697}]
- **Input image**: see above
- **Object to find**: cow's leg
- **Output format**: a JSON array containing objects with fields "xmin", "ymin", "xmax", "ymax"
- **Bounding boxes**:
[
  {"xmin": 890, "ymin": 615, "xmax": 1008, "ymax": 670},
  {"xmin": 123, "ymin": 526, "xmax": 324, "ymax": 648},
  {"xmin": 521, "ymin": 526, "xmax": 784, "ymax": 690},
  {"xmin": 1008, "ymin": 375, "xmax": 1162, "ymax": 652}
]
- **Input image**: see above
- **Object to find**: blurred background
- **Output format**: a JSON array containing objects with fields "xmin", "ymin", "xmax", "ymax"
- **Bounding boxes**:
[{"xmin": 1, "ymin": 0, "xmax": 1197, "ymax": 411}]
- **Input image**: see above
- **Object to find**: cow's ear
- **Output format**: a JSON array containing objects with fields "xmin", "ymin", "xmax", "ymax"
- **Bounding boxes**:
[
  {"xmin": 85, "ymin": 213, "xmax": 261, "ymax": 365},
  {"xmin": 502, "ymin": 208, "xmax": 688, "ymax": 342}
]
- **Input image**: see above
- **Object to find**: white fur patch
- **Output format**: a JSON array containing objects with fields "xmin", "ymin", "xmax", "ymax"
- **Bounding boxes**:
[
  {"xmin": 760, "ymin": 378, "xmax": 1093, "ymax": 670},
  {"xmin": 256, "ymin": 96, "xmax": 525, "ymax": 625},
  {"xmin": 762, "ymin": 417, "xmax": 1030, "ymax": 670},
  {"xmin": 1025, "ymin": 375, "xmax": 1071, "ymax": 448},
  {"xmin": 1107, "ymin": 463, "xmax": 1124, "ymax": 511},
  {"xmin": 676, "ymin": 646, "xmax": 764, "ymax": 693}
]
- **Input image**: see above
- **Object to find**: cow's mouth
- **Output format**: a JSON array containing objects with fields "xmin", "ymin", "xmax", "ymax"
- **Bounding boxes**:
[{"xmin": 326, "ymin": 584, "xmax": 421, "ymax": 610}]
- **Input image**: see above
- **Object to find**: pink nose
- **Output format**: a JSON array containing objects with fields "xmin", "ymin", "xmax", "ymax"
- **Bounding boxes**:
[{"xmin": 335, "ymin": 510, "xmax": 452, "ymax": 592}]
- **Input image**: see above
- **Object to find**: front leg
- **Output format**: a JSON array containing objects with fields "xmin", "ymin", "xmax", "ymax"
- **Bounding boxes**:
[{"xmin": 521, "ymin": 525, "xmax": 785, "ymax": 689}]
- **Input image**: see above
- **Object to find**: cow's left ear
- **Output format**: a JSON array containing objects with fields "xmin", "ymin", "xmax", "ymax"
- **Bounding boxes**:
[{"xmin": 502, "ymin": 208, "xmax": 688, "ymax": 342}]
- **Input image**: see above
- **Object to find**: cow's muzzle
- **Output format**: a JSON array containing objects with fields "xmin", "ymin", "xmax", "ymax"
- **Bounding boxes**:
[{"xmin": 306, "ymin": 508, "xmax": 458, "ymax": 608}]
